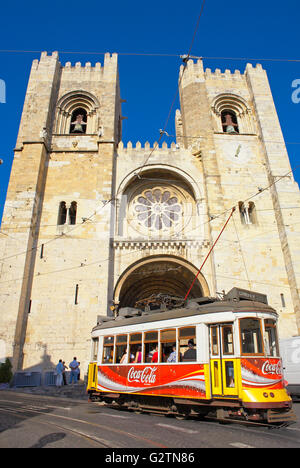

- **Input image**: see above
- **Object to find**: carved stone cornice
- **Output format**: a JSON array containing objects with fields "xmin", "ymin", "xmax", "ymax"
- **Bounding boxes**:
[{"xmin": 112, "ymin": 238, "xmax": 210, "ymax": 250}]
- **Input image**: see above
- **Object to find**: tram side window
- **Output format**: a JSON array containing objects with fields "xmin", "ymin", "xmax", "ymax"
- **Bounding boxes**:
[
  {"xmin": 129, "ymin": 333, "xmax": 142, "ymax": 363},
  {"xmin": 179, "ymin": 327, "xmax": 196, "ymax": 362},
  {"xmin": 92, "ymin": 337, "xmax": 99, "ymax": 361},
  {"xmin": 115, "ymin": 334, "xmax": 128, "ymax": 363},
  {"xmin": 102, "ymin": 336, "xmax": 114, "ymax": 364},
  {"xmin": 264, "ymin": 319, "xmax": 279, "ymax": 357},
  {"xmin": 160, "ymin": 329, "xmax": 176, "ymax": 362},
  {"xmin": 144, "ymin": 331, "xmax": 158, "ymax": 363},
  {"xmin": 240, "ymin": 318, "xmax": 263, "ymax": 355}
]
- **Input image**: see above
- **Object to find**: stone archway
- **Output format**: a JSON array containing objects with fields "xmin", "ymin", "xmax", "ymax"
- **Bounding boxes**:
[{"xmin": 114, "ymin": 256, "xmax": 210, "ymax": 308}]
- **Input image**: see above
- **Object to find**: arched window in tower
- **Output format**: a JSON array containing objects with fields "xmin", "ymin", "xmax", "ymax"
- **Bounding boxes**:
[
  {"xmin": 221, "ymin": 110, "xmax": 239, "ymax": 134},
  {"xmin": 239, "ymin": 201, "xmax": 257, "ymax": 225},
  {"xmin": 70, "ymin": 108, "xmax": 87, "ymax": 134},
  {"xmin": 55, "ymin": 91, "xmax": 100, "ymax": 135},
  {"xmin": 69, "ymin": 201, "xmax": 77, "ymax": 225},
  {"xmin": 58, "ymin": 201, "xmax": 67, "ymax": 225},
  {"xmin": 211, "ymin": 94, "xmax": 254, "ymax": 134}
]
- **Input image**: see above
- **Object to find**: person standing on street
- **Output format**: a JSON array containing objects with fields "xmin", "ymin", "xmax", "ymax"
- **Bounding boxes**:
[
  {"xmin": 55, "ymin": 359, "xmax": 64, "ymax": 387},
  {"xmin": 62, "ymin": 361, "xmax": 68, "ymax": 385},
  {"xmin": 69, "ymin": 357, "xmax": 79, "ymax": 384}
]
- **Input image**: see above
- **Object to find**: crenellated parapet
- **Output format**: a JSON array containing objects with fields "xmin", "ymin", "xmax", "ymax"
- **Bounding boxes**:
[
  {"xmin": 61, "ymin": 53, "xmax": 118, "ymax": 80},
  {"xmin": 31, "ymin": 51, "xmax": 118, "ymax": 74},
  {"xmin": 117, "ymin": 140, "xmax": 180, "ymax": 151},
  {"xmin": 179, "ymin": 57, "xmax": 265, "ymax": 86}
]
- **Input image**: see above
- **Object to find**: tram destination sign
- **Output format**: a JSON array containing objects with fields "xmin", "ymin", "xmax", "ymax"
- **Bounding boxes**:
[{"xmin": 225, "ymin": 288, "xmax": 268, "ymax": 305}]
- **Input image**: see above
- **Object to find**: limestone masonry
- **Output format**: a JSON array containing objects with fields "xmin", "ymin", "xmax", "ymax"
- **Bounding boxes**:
[{"xmin": 1, "ymin": 51, "xmax": 300, "ymax": 374}]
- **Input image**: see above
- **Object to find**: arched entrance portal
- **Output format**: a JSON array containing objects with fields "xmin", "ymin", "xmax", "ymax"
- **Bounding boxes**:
[{"xmin": 114, "ymin": 256, "xmax": 210, "ymax": 309}]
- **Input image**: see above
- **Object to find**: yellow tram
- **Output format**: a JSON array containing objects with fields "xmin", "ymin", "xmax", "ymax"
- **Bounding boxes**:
[{"xmin": 87, "ymin": 288, "xmax": 296, "ymax": 425}]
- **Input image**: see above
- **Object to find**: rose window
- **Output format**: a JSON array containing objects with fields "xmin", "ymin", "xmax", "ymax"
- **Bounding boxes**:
[{"xmin": 133, "ymin": 188, "xmax": 182, "ymax": 231}]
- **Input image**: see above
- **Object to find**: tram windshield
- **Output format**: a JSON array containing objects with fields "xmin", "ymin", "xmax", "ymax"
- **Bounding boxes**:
[{"xmin": 239, "ymin": 318, "xmax": 263, "ymax": 355}]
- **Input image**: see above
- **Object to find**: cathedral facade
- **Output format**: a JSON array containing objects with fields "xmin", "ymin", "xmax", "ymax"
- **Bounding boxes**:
[{"xmin": 1, "ymin": 51, "xmax": 300, "ymax": 374}]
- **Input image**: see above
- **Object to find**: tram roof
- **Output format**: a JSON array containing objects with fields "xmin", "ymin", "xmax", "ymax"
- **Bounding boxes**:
[{"xmin": 92, "ymin": 299, "xmax": 277, "ymax": 332}]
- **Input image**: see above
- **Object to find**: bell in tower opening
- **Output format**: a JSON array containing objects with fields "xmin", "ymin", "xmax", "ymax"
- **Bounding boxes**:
[
  {"xmin": 70, "ymin": 108, "xmax": 87, "ymax": 134},
  {"xmin": 221, "ymin": 110, "xmax": 239, "ymax": 134}
]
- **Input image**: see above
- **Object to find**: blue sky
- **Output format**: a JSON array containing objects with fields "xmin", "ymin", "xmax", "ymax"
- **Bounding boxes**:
[{"xmin": 0, "ymin": 0, "xmax": 299, "ymax": 222}]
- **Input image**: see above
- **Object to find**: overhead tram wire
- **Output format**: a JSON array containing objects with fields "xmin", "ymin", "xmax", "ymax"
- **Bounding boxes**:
[
  {"xmin": 1, "ymin": 203, "xmax": 300, "ymax": 235},
  {"xmin": 135, "ymin": 0, "xmax": 207, "ymax": 178},
  {"xmin": 184, "ymin": 207, "xmax": 236, "ymax": 300},
  {"xmin": 158, "ymin": 132, "xmax": 300, "ymax": 146},
  {"xmin": 0, "ymin": 228, "xmax": 297, "ymax": 291},
  {"xmin": 1, "ymin": 156, "xmax": 300, "ymax": 265},
  {"xmin": 0, "ymin": 49, "xmax": 300, "ymax": 63}
]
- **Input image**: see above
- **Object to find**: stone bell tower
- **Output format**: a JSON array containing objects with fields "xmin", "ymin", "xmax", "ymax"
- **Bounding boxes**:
[
  {"xmin": 176, "ymin": 59, "xmax": 300, "ymax": 336},
  {"xmin": 0, "ymin": 51, "xmax": 122, "ymax": 371}
]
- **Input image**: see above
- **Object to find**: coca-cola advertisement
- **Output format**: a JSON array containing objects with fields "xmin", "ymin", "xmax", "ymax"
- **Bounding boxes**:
[
  {"xmin": 241, "ymin": 358, "xmax": 284, "ymax": 389},
  {"xmin": 97, "ymin": 364, "xmax": 207, "ymax": 398}
]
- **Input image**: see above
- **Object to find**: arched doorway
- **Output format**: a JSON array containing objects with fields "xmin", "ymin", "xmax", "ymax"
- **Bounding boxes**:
[{"xmin": 114, "ymin": 256, "xmax": 209, "ymax": 308}]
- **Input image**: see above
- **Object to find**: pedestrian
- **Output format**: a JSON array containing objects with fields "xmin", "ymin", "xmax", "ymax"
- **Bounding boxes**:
[
  {"xmin": 62, "ymin": 361, "xmax": 68, "ymax": 386},
  {"xmin": 76, "ymin": 362, "xmax": 81, "ymax": 382},
  {"xmin": 69, "ymin": 357, "xmax": 79, "ymax": 384},
  {"xmin": 55, "ymin": 359, "xmax": 64, "ymax": 387}
]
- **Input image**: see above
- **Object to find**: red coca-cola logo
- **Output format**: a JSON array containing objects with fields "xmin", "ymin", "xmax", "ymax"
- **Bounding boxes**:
[
  {"xmin": 127, "ymin": 366, "xmax": 157, "ymax": 385},
  {"xmin": 262, "ymin": 360, "xmax": 282, "ymax": 376}
]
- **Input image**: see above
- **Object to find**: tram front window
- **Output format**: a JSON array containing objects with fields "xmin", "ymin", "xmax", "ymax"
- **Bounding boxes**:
[
  {"xmin": 240, "ymin": 318, "xmax": 263, "ymax": 355},
  {"xmin": 264, "ymin": 319, "xmax": 279, "ymax": 356}
]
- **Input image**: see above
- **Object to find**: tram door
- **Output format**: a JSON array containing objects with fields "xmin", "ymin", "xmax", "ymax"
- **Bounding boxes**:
[{"xmin": 209, "ymin": 324, "xmax": 238, "ymax": 397}]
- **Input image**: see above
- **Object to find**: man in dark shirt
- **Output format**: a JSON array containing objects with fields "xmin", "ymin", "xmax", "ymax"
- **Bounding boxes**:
[{"xmin": 183, "ymin": 339, "xmax": 196, "ymax": 361}]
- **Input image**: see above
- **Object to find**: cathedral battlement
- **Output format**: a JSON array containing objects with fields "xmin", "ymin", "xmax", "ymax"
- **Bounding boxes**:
[
  {"xmin": 31, "ymin": 51, "xmax": 59, "ymax": 71},
  {"xmin": 179, "ymin": 57, "xmax": 265, "ymax": 87},
  {"xmin": 63, "ymin": 53, "xmax": 118, "ymax": 73},
  {"xmin": 118, "ymin": 141, "xmax": 179, "ymax": 151},
  {"xmin": 205, "ymin": 67, "xmax": 243, "ymax": 79},
  {"xmin": 30, "ymin": 51, "xmax": 118, "ymax": 75}
]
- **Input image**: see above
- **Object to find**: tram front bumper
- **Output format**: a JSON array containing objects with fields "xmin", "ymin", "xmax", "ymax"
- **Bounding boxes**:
[{"xmin": 241, "ymin": 388, "xmax": 293, "ymax": 409}]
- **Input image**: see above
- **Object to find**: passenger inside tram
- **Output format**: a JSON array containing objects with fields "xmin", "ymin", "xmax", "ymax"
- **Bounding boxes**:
[
  {"xmin": 167, "ymin": 344, "xmax": 177, "ymax": 363},
  {"xmin": 182, "ymin": 339, "xmax": 196, "ymax": 361},
  {"xmin": 151, "ymin": 345, "xmax": 159, "ymax": 363}
]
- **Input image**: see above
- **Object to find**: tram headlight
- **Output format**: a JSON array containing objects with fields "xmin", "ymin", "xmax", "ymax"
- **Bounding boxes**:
[{"xmin": 263, "ymin": 392, "xmax": 268, "ymax": 398}]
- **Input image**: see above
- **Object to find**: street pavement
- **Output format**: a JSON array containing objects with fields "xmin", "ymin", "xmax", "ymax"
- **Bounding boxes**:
[{"xmin": 0, "ymin": 390, "xmax": 299, "ymax": 449}]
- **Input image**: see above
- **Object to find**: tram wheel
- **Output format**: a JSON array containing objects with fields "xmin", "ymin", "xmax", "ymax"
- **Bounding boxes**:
[{"xmin": 175, "ymin": 407, "xmax": 190, "ymax": 420}]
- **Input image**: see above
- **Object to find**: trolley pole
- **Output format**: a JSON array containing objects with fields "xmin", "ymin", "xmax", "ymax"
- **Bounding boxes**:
[{"xmin": 184, "ymin": 207, "xmax": 236, "ymax": 301}]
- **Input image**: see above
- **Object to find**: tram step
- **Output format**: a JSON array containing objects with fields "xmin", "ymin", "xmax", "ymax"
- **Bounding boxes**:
[{"xmin": 267, "ymin": 409, "xmax": 297, "ymax": 424}]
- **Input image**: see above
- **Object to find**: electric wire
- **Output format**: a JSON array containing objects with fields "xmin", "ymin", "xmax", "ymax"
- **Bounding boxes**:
[
  {"xmin": 1, "ymin": 159, "xmax": 300, "ymax": 267},
  {"xmin": 136, "ymin": 0, "xmax": 207, "ymax": 177},
  {"xmin": 0, "ymin": 50, "xmax": 300, "ymax": 63}
]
